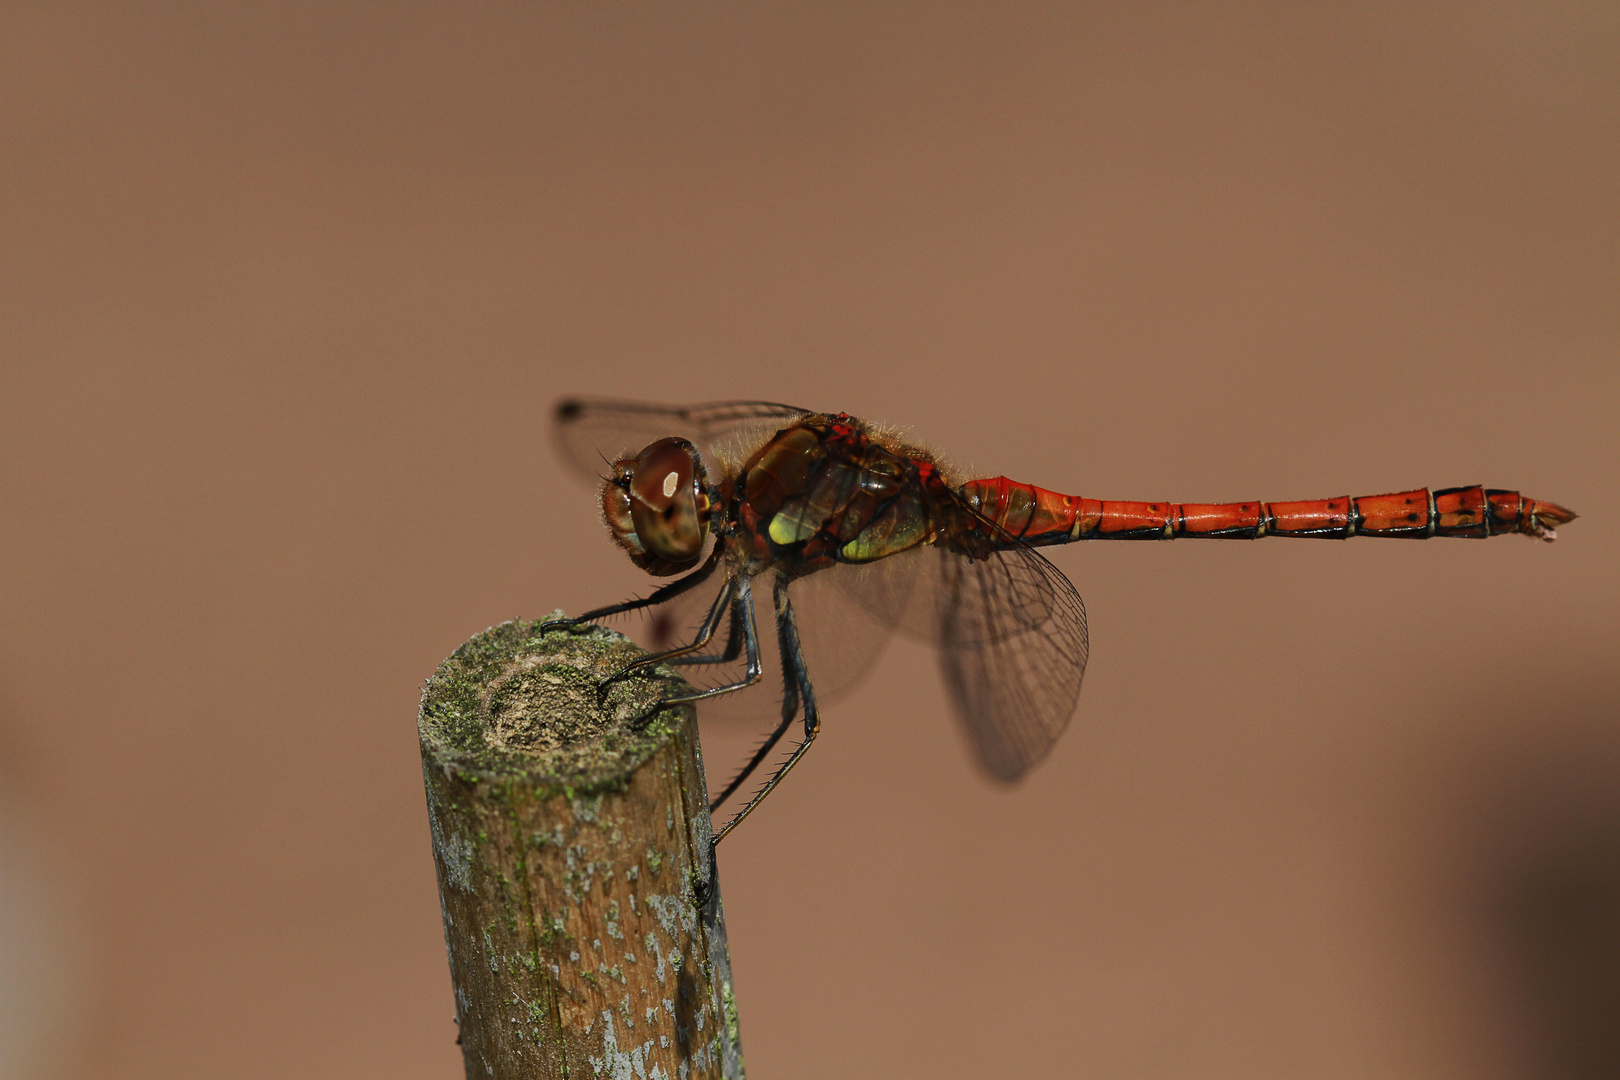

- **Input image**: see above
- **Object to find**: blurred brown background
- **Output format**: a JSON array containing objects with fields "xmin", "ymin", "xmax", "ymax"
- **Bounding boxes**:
[{"xmin": 2, "ymin": 3, "xmax": 1617, "ymax": 1078}]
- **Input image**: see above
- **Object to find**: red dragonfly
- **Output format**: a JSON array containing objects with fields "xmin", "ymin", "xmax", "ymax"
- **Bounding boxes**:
[{"xmin": 548, "ymin": 397, "xmax": 1575, "ymax": 870}]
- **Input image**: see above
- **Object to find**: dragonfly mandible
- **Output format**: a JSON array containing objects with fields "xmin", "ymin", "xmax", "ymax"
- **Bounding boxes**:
[{"xmin": 545, "ymin": 397, "xmax": 1576, "ymax": 877}]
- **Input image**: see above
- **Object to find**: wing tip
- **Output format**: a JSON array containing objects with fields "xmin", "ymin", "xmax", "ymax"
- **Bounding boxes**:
[{"xmin": 979, "ymin": 760, "xmax": 1030, "ymax": 785}]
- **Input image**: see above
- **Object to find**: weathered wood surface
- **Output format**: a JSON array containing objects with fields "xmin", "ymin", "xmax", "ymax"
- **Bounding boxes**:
[{"xmin": 419, "ymin": 617, "xmax": 743, "ymax": 1080}]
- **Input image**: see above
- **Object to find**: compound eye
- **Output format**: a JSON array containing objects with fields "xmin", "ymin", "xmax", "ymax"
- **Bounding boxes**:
[{"xmin": 629, "ymin": 438, "xmax": 708, "ymax": 563}]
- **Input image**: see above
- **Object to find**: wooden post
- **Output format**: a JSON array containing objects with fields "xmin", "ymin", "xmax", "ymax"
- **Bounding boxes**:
[{"xmin": 419, "ymin": 617, "xmax": 744, "ymax": 1080}]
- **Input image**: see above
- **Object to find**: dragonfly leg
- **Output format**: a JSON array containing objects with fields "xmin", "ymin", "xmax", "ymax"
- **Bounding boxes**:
[
  {"xmin": 697, "ymin": 574, "xmax": 819, "ymax": 906},
  {"xmin": 626, "ymin": 574, "xmax": 764, "ymax": 730},
  {"xmin": 540, "ymin": 541, "xmax": 724, "ymax": 634},
  {"xmin": 667, "ymin": 590, "xmax": 747, "ymax": 667},
  {"xmin": 602, "ymin": 575, "xmax": 736, "ymax": 698},
  {"xmin": 713, "ymin": 575, "xmax": 821, "ymax": 843},
  {"xmin": 707, "ymin": 681, "xmax": 798, "ymax": 814},
  {"xmin": 708, "ymin": 586, "xmax": 804, "ymax": 812}
]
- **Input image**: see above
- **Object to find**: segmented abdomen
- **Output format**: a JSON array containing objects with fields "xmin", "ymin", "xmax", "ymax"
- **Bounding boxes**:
[{"xmin": 958, "ymin": 479, "xmax": 1577, "ymax": 545}]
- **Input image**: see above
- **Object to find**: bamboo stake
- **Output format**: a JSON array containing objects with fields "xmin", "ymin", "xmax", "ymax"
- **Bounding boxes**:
[{"xmin": 419, "ymin": 617, "xmax": 743, "ymax": 1080}]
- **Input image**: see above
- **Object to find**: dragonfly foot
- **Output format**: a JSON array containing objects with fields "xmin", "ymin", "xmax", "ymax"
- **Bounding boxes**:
[
  {"xmin": 627, "ymin": 700, "xmax": 668, "ymax": 732},
  {"xmin": 593, "ymin": 672, "xmax": 630, "ymax": 710},
  {"xmin": 597, "ymin": 659, "xmax": 665, "ymax": 703}
]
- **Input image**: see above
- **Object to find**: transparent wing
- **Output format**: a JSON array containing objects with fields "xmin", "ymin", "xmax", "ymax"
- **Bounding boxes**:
[
  {"xmin": 552, "ymin": 397, "xmax": 811, "ymax": 484},
  {"xmin": 780, "ymin": 566, "xmax": 898, "ymax": 702},
  {"xmin": 829, "ymin": 541, "xmax": 1057, "ymax": 647},
  {"xmin": 932, "ymin": 543, "xmax": 1089, "ymax": 782},
  {"xmin": 825, "ymin": 531, "xmax": 1089, "ymax": 781}
]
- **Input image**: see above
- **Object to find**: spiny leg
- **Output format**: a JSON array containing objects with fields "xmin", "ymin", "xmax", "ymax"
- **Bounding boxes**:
[
  {"xmin": 708, "ymin": 614, "xmax": 802, "ymax": 813},
  {"xmin": 669, "ymin": 587, "xmax": 747, "ymax": 667},
  {"xmin": 602, "ymin": 572, "xmax": 738, "ymax": 695},
  {"xmin": 698, "ymin": 573, "xmax": 821, "ymax": 905},
  {"xmin": 540, "ymin": 540, "xmax": 724, "ymax": 634},
  {"xmin": 628, "ymin": 573, "xmax": 764, "ymax": 730},
  {"xmin": 714, "ymin": 574, "xmax": 820, "ymax": 843}
]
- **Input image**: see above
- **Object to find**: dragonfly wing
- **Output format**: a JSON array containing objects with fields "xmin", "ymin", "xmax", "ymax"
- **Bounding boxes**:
[
  {"xmin": 825, "ymin": 546, "xmax": 939, "ymax": 642},
  {"xmin": 932, "ymin": 543, "xmax": 1089, "ymax": 782},
  {"xmin": 552, "ymin": 397, "xmax": 811, "ymax": 484},
  {"xmin": 781, "ymin": 565, "xmax": 898, "ymax": 701}
]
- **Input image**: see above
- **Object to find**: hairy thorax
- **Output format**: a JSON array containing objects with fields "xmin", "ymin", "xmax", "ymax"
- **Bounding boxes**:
[{"xmin": 726, "ymin": 413, "xmax": 971, "ymax": 579}]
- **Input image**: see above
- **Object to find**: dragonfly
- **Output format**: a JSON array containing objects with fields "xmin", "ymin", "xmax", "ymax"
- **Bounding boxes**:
[{"xmin": 546, "ymin": 397, "xmax": 1575, "ymax": 885}]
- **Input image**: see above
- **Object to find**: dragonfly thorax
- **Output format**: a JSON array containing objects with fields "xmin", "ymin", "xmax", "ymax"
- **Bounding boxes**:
[{"xmin": 731, "ymin": 414, "xmax": 944, "ymax": 577}]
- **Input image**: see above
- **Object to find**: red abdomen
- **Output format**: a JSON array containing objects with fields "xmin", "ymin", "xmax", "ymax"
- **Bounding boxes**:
[{"xmin": 958, "ymin": 479, "xmax": 1576, "ymax": 544}]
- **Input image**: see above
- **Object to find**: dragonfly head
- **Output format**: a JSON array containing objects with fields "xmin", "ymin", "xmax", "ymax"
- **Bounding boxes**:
[{"xmin": 601, "ymin": 437, "xmax": 714, "ymax": 576}]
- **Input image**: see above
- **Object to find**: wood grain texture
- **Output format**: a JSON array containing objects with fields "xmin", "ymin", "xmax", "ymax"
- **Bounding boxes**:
[{"xmin": 419, "ymin": 618, "xmax": 743, "ymax": 1080}]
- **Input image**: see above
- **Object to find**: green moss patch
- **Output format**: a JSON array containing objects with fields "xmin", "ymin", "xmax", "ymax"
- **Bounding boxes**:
[{"xmin": 419, "ymin": 616, "xmax": 694, "ymax": 791}]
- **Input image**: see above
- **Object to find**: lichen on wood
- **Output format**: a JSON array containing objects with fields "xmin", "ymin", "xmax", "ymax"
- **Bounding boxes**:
[{"xmin": 420, "ymin": 616, "xmax": 743, "ymax": 1079}]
